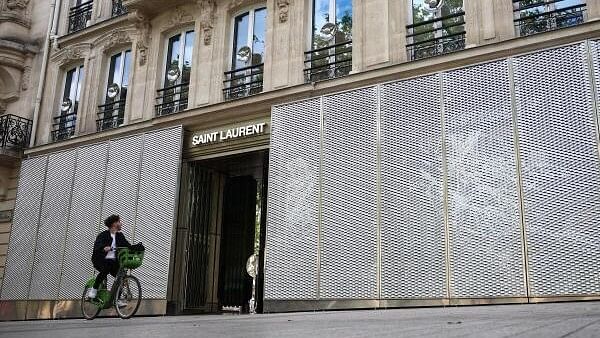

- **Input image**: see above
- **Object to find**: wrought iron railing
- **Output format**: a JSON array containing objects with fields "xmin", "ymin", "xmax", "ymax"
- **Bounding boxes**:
[
  {"xmin": 304, "ymin": 40, "xmax": 352, "ymax": 83},
  {"xmin": 68, "ymin": 0, "xmax": 93, "ymax": 33},
  {"xmin": 514, "ymin": 1, "xmax": 586, "ymax": 36},
  {"xmin": 51, "ymin": 112, "xmax": 77, "ymax": 142},
  {"xmin": 97, "ymin": 99, "xmax": 125, "ymax": 131},
  {"xmin": 155, "ymin": 82, "xmax": 189, "ymax": 116},
  {"xmin": 223, "ymin": 63, "xmax": 264, "ymax": 101},
  {"xmin": 406, "ymin": 11, "xmax": 466, "ymax": 61},
  {"xmin": 0, "ymin": 114, "xmax": 32, "ymax": 150},
  {"xmin": 111, "ymin": 0, "xmax": 127, "ymax": 17}
]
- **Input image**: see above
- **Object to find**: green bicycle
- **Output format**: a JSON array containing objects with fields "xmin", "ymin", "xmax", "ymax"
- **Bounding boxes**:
[{"xmin": 81, "ymin": 247, "xmax": 144, "ymax": 320}]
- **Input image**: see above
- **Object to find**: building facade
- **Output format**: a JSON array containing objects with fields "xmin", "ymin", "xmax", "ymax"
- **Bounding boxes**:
[{"xmin": 1, "ymin": 0, "xmax": 600, "ymax": 320}]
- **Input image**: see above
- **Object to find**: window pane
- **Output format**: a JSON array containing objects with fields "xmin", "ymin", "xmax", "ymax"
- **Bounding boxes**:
[
  {"xmin": 75, "ymin": 65, "xmax": 84, "ymax": 108},
  {"xmin": 313, "ymin": 0, "xmax": 330, "ymax": 49},
  {"xmin": 63, "ymin": 68, "xmax": 75, "ymax": 102},
  {"xmin": 183, "ymin": 30, "xmax": 195, "ymax": 83},
  {"xmin": 121, "ymin": 50, "xmax": 132, "ymax": 100},
  {"xmin": 556, "ymin": 0, "xmax": 582, "ymax": 10},
  {"xmin": 252, "ymin": 8, "xmax": 267, "ymax": 65},
  {"xmin": 165, "ymin": 34, "xmax": 181, "ymax": 86},
  {"xmin": 336, "ymin": 0, "xmax": 352, "ymax": 42},
  {"xmin": 233, "ymin": 13, "xmax": 249, "ymax": 70}
]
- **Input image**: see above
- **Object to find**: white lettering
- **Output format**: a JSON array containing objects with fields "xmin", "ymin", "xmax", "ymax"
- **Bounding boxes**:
[{"xmin": 192, "ymin": 123, "xmax": 268, "ymax": 146}]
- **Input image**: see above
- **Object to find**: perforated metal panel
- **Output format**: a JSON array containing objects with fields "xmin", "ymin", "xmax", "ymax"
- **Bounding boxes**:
[
  {"xmin": 380, "ymin": 76, "xmax": 446, "ymax": 299},
  {"xmin": 59, "ymin": 143, "xmax": 108, "ymax": 299},
  {"xmin": 102, "ymin": 135, "xmax": 143, "ymax": 240},
  {"xmin": 29, "ymin": 150, "xmax": 77, "ymax": 299},
  {"xmin": 1, "ymin": 157, "xmax": 47, "ymax": 300},
  {"xmin": 320, "ymin": 87, "xmax": 378, "ymax": 299},
  {"xmin": 265, "ymin": 98, "xmax": 320, "ymax": 300},
  {"xmin": 514, "ymin": 42, "xmax": 600, "ymax": 296},
  {"xmin": 444, "ymin": 61, "xmax": 526, "ymax": 298},
  {"xmin": 135, "ymin": 127, "xmax": 182, "ymax": 299}
]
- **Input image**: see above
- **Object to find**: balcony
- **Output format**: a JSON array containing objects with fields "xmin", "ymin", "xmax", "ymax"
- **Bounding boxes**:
[
  {"xmin": 68, "ymin": 0, "xmax": 93, "ymax": 33},
  {"xmin": 155, "ymin": 83, "xmax": 189, "ymax": 117},
  {"xmin": 0, "ymin": 115, "xmax": 32, "ymax": 153},
  {"xmin": 406, "ymin": 11, "xmax": 466, "ymax": 61},
  {"xmin": 223, "ymin": 64, "xmax": 264, "ymax": 101},
  {"xmin": 122, "ymin": 0, "xmax": 189, "ymax": 16},
  {"xmin": 97, "ymin": 100, "xmax": 125, "ymax": 131},
  {"xmin": 514, "ymin": 1, "xmax": 586, "ymax": 37},
  {"xmin": 51, "ymin": 112, "xmax": 77, "ymax": 142},
  {"xmin": 304, "ymin": 40, "xmax": 352, "ymax": 83},
  {"xmin": 112, "ymin": 0, "xmax": 128, "ymax": 17}
]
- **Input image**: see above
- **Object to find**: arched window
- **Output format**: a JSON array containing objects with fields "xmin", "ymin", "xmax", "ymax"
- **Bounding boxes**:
[
  {"xmin": 305, "ymin": 0, "xmax": 352, "ymax": 82},
  {"xmin": 406, "ymin": 0, "xmax": 465, "ymax": 61},
  {"xmin": 156, "ymin": 29, "xmax": 195, "ymax": 116},
  {"xmin": 224, "ymin": 7, "xmax": 267, "ymax": 100}
]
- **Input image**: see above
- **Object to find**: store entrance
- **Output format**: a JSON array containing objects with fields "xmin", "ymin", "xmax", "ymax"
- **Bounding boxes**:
[{"xmin": 178, "ymin": 150, "xmax": 268, "ymax": 314}]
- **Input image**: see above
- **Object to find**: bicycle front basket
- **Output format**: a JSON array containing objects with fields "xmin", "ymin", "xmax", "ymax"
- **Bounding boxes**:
[{"xmin": 118, "ymin": 248, "xmax": 144, "ymax": 269}]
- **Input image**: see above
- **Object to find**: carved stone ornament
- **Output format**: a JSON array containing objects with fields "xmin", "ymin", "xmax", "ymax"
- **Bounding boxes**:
[
  {"xmin": 198, "ymin": 0, "xmax": 216, "ymax": 45},
  {"xmin": 21, "ymin": 65, "xmax": 31, "ymax": 91},
  {"xmin": 104, "ymin": 31, "xmax": 131, "ymax": 50},
  {"xmin": 277, "ymin": 0, "xmax": 290, "ymax": 23},
  {"xmin": 129, "ymin": 9, "xmax": 151, "ymax": 66},
  {"xmin": 166, "ymin": 6, "xmax": 193, "ymax": 28},
  {"xmin": 51, "ymin": 45, "xmax": 88, "ymax": 66},
  {"xmin": 6, "ymin": 0, "xmax": 29, "ymax": 11}
]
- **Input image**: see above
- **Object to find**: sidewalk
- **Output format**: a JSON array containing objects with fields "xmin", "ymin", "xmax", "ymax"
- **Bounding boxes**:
[{"xmin": 1, "ymin": 301, "xmax": 599, "ymax": 338}]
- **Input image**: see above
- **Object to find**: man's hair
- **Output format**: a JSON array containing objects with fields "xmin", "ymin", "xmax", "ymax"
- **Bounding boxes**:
[{"xmin": 104, "ymin": 214, "xmax": 120, "ymax": 228}]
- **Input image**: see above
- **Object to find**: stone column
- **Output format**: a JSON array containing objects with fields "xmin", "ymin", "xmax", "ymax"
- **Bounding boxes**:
[
  {"xmin": 465, "ymin": 0, "xmax": 515, "ymax": 47},
  {"xmin": 195, "ymin": 0, "xmax": 218, "ymax": 106},
  {"xmin": 389, "ymin": 0, "xmax": 409, "ymax": 65}
]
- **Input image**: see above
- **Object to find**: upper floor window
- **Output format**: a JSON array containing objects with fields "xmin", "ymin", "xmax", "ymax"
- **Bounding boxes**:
[
  {"xmin": 305, "ymin": 0, "xmax": 352, "ymax": 82},
  {"xmin": 223, "ymin": 7, "xmax": 266, "ymax": 101},
  {"xmin": 68, "ymin": 0, "xmax": 93, "ymax": 33},
  {"xmin": 155, "ymin": 30, "xmax": 195, "ymax": 116},
  {"xmin": 513, "ymin": 0, "xmax": 586, "ymax": 36},
  {"xmin": 53, "ymin": 65, "xmax": 84, "ymax": 142},
  {"xmin": 98, "ymin": 50, "xmax": 131, "ymax": 131},
  {"xmin": 406, "ymin": 0, "xmax": 465, "ymax": 61}
]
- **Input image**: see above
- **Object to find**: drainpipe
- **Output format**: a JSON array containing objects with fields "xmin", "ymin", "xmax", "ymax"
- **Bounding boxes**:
[{"xmin": 30, "ymin": 0, "xmax": 61, "ymax": 148}]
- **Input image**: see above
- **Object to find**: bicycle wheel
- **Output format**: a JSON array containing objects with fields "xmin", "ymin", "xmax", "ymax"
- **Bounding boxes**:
[
  {"xmin": 114, "ymin": 275, "xmax": 141, "ymax": 319},
  {"xmin": 81, "ymin": 286, "xmax": 101, "ymax": 320}
]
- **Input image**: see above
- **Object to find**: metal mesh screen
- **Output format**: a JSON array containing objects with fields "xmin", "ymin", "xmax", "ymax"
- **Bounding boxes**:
[
  {"xmin": 135, "ymin": 127, "xmax": 182, "ymax": 299},
  {"xmin": 102, "ymin": 135, "xmax": 144, "ymax": 240},
  {"xmin": 265, "ymin": 98, "xmax": 320, "ymax": 300},
  {"xmin": 59, "ymin": 143, "xmax": 109, "ymax": 299},
  {"xmin": 444, "ymin": 61, "xmax": 526, "ymax": 298},
  {"xmin": 514, "ymin": 42, "xmax": 600, "ymax": 296},
  {"xmin": 320, "ymin": 87, "xmax": 378, "ymax": 299},
  {"xmin": 29, "ymin": 150, "xmax": 77, "ymax": 299},
  {"xmin": 1, "ymin": 157, "xmax": 47, "ymax": 300},
  {"xmin": 380, "ymin": 76, "xmax": 447, "ymax": 299}
]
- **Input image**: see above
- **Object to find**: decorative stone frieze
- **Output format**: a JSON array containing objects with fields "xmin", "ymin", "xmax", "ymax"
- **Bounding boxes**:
[
  {"xmin": 276, "ymin": 0, "xmax": 290, "ymax": 23},
  {"xmin": 198, "ymin": 0, "xmax": 216, "ymax": 45}
]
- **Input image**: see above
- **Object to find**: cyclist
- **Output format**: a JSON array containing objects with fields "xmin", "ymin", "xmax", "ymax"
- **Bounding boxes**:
[{"xmin": 87, "ymin": 214, "xmax": 131, "ymax": 305}]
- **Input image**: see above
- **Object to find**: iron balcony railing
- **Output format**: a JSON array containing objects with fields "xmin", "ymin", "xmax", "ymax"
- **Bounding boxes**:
[
  {"xmin": 68, "ymin": 0, "xmax": 93, "ymax": 33},
  {"xmin": 111, "ymin": 0, "xmax": 127, "ymax": 17},
  {"xmin": 514, "ymin": 1, "xmax": 586, "ymax": 37},
  {"xmin": 97, "ymin": 99, "xmax": 125, "ymax": 131},
  {"xmin": 155, "ymin": 82, "xmax": 189, "ymax": 116},
  {"xmin": 406, "ymin": 11, "xmax": 466, "ymax": 61},
  {"xmin": 0, "ymin": 114, "xmax": 32, "ymax": 150},
  {"xmin": 304, "ymin": 40, "xmax": 352, "ymax": 83},
  {"xmin": 51, "ymin": 112, "xmax": 77, "ymax": 142},
  {"xmin": 223, "ymin": 63, "xmax": 264, "ymax": 101}
]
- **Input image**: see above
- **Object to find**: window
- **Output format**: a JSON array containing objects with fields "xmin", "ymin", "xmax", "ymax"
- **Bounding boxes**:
[
  {"xmin": 223, "ymin": 7, "xmax": 266, "ymax": 100},
  {"xmin": 305, "ymin": 0, "xmax": 352, "ymax": 82},
  {"xmin": 406, "ymin": 0, "xmax": 465, "ymax": 61},
  {"xmin": 68, "ymin": 0, "xmax": 93, "ymax": 33},
  {"xmin": 53, "ymin": 65, "xmax": 84, "ymax": 142},
  {"xmin": 155, "ymin": 30, "xmax": 195, "ymax": 116},
  {"xmin": 97, "ymin": 50, "xmax": 131, "ymax": 131},
  {"xmin": 513, "ymin": 0, "xmax": 586, "ymax": 36}
]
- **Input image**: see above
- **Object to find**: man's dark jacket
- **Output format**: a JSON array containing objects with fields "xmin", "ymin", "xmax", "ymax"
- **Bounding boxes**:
[{"xmin": 92, "ymin": 230, "xmax": 131, "ymax": 266}]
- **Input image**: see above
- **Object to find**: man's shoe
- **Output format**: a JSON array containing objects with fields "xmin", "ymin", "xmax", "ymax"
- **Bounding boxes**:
[
  {"xmin": 87, "ymin": 288, "xmax": 97, "ymax": 299},
  {"xmin": 117, "ymin": 300, "xmax": 128, "ymax": 308}
]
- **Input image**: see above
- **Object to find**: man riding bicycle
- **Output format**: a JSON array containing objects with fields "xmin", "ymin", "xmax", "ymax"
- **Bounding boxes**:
[{"xmin": 88, "ymin": 214, "xmax": 131, "ymax": 305}]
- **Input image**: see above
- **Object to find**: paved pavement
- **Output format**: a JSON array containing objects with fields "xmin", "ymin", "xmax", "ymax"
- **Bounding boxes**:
[{"xmin": 1, "ymin": 301, "xmax": 600, "ymax": 338}]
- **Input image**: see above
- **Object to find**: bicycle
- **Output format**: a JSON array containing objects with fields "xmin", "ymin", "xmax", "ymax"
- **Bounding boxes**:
[{"xmin": 81, "ymin": 247, "xmax": 144, "ymax": 320}]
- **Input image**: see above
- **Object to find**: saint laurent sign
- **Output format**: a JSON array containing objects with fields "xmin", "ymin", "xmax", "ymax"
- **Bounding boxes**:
[{"xmin": 192, "ymin": 122, "xmax": 267, "ymax": 146}]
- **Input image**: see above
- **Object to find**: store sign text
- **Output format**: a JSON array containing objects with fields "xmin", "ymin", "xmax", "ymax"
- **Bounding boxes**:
[{"xmin": 192, "ymin": 123, "xmax": 267, "ymax": 146}]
